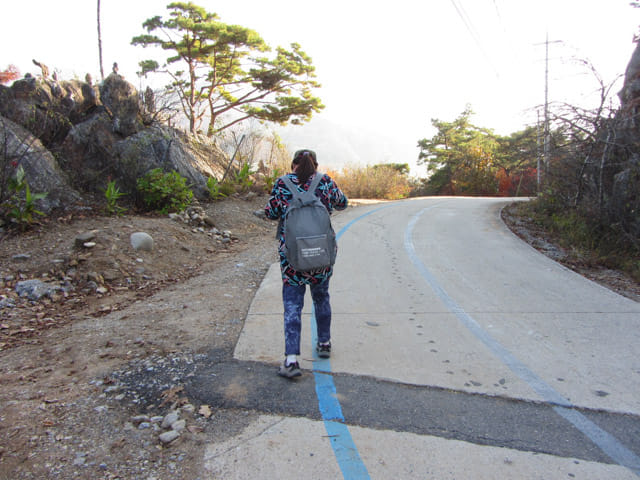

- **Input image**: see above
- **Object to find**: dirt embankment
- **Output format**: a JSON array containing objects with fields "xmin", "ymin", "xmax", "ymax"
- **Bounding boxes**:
[{"xmin": 0, "ymin": 194, "xmax": 277, "ymax": 479}]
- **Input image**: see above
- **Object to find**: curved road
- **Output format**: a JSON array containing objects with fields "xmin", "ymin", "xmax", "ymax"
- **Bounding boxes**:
[{"xmin": 197, "ymin": 197, "xmax": 640, "ymax": 479}]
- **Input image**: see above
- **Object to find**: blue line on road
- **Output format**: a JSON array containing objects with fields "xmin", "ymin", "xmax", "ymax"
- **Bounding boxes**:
[
  {"xmin": 405, "ymin": 205, "xmax": 640, "ymax": 476},
  {"xmin": 308, "ymin": 204, "xmax": 394, "ymax": 479}
]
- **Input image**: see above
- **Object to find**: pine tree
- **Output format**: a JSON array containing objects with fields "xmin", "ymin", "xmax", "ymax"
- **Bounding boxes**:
[{"xmin": 132, "ymin": 2, "xmax": 323, "ymax": 135}]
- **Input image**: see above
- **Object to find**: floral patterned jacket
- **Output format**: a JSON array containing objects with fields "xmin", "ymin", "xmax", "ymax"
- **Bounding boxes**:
[{"xmin": 265, "ymin": 172, "xmax": 348, "ymax": 285}]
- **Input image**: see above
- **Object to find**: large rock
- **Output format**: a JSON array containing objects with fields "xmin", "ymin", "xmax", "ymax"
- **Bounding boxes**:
[
  {"xmin": 619, "ymin": 42, "xmax": 640, "ymax": 109},
  {"xmin": 608, "ymin": 43, "xmax": 640, "ymax": 241},
  {"xmin": 1, "ymin": 73, "xmax": 231, "ymax": 209},
  {"xmin": 99, "ymin": 73, "xmax": 142, "ymax": 137},
  {"xmin": 617, "ymin": 41, "xmax": 640, "ymax": 137},
  {"xmin": 0, "ymin": 76, "xmax": 99, "ymax": 146},
  {"xmin": 113, "ymin": 125, "xmax": 223, "ymax": 197},
  {"xmin": 0, "ymin": 115, "xmax": 81, "ymax": 212},
  {"xmin": 59, "ymin": 119, "xmax": 227, "ymax": 199},
  {"xmin": 59, "ymin": 111, "xmax": 119, "ymax": 192}
]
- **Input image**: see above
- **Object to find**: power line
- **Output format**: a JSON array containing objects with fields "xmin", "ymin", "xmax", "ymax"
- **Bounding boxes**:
[
  {"xmin": 454, "ymin": 0, "xmax": 483, "ymax": 45},
  {"xmin": 491, "ymin": 0, "xmax": 501, "ymax": 17},
  {"xmin": 449, "ymin": 0, "xmax": 482, "ymax": 50},
  {"xmin": 449, "ymin": 0, "xmax": 500, "ymax": 77},
  {"xmin": 491, "ymin": 0, "xmax": 505, "ymax": 31}
]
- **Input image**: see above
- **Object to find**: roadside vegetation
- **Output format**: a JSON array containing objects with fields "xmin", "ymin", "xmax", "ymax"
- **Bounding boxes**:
[
  {"xmin": 328, "ymin": 163, "xmax": 413, "ymax": 200},
  {"xmin": 416, "ymin": 106, "xmax": 538, "ymax": 197}
]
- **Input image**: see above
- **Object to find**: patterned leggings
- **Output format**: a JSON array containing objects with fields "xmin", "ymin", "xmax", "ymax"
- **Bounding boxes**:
[{"xmin": 282, "ymin": 281, "xmax": 332, "ymax": 356}]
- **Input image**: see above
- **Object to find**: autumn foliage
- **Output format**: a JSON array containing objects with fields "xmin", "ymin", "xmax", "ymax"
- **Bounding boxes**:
[
  {"xmin": 0, "ymin": 65, "xmax": 19, "ymax": 85},
  {"xmin": 496, "ymin": 167, "xmax": 537, "ymax": 197},
  {"xmin": 418, "ymin": 108, "xmax": 538, "ymax": 196},
  {"xmin": 328, "ymin": 164, "xmax": 412, "ymax": 200}
]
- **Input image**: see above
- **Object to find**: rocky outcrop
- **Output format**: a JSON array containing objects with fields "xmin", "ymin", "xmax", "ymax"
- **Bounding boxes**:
[
  {"xmin": 618, "ymin": 42, "xmax": 640, "ymax": 126},
  {"xmin": 0, "ymin": 73, "xmax": 229, "ymax": 214},
  {"xmin": 0, "ymin": 75, "xmax": 99, "ymax": 146},
  {"xmin": 100, "ymin": 73, "xmax": 142, "ymax": 137},
  {"xmin": 611, "ymin": 42, "xmax": 640, "ymax": 239},
  {"xmin": 59, "ymin": 111, "xmax": 120, "ymax": 192},
  {"xmin": 113, "ymin": 125, "xmax": 216, "ymax": 198},
  {"xmin": 0, "ymin": 116, "xmax": 81, "ymax": 211}
]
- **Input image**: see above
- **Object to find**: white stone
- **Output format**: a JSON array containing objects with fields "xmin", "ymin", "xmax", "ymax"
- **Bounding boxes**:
[
  {"xmin": 162, "ymin": 411, "xmax": 180, "ymax": 429},
  {"xmin": 130, "ymin": 232, "xmax": 154, "ymax": 251},
  {"xmin": 172, "ymin": 419, "xmax": 186, "ymax": 432},
  {"xmin": 159, "ymin": 430, "xmax": 180, "ymax": 444}
]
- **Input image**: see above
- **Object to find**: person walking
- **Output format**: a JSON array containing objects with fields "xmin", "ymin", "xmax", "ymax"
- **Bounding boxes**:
[{"xmin": 265, "ymin": 149, "xmax": 348, "ymax": 378}]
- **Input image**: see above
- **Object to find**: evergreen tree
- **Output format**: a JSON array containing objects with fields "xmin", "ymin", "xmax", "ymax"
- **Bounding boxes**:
[
  {"xmin": 133, "ymin": 2, "xmax": 323, "ymax": 135},
  {"xmin": 418, "ymin": 107, "xmax": 498, "ymax": 195}
]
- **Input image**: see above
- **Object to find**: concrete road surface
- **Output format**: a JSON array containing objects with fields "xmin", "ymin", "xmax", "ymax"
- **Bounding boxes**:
[{"xmin": 206, "ymin": 197, "xmax": 640, "ymax": 479}]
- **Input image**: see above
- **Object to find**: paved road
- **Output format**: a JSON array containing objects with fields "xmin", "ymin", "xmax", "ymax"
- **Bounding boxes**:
[{"xmin": 198, "ymin": 197, "xmax": 640, "ymax": 479}]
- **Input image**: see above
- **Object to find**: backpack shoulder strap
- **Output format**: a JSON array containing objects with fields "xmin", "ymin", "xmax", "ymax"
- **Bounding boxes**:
[
  {"xmin": 280, "ymin": 173, "xmax": 325, "ymax": 200},
  {"xmin": 305, "ymin": 172, "xmax": 324, "ymax": 198},
  {"xmin": 279, "ymin": 175, "xmax": 302, "ymax": 201}
]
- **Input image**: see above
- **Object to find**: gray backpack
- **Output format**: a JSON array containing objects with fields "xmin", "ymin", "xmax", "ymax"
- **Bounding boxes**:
[{"xmin": 280, "ymin": 173, "xmax": 337, "ymax": 271}]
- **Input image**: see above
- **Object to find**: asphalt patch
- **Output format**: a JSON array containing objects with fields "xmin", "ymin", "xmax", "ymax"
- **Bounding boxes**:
[{"xmin": 112, "ymin": 352, "xmax": 640, "ymax": 467}]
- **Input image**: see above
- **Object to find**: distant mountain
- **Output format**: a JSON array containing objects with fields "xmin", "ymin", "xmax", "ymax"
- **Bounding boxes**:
[{"xmin": 277, "ymin": 116, "xmax": 425, "ymax": 176}]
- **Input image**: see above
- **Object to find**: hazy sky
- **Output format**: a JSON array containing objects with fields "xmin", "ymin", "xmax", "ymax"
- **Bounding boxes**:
[{"xmin": 2, "ymin": 0, "xmax": 638, "ymax": 166}]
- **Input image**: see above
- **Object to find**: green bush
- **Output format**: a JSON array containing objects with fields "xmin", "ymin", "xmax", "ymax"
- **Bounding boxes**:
[
  {"xmin": 0, "ymin": 165, "xmax": 47, "ymax": 230},
  {"xmin": 233, "ymin": 163, "xmax": 255, "ymax": 192},
  {"xmin": 104, "ymin": 179, "xmax": 127, "ymax": 216},
  {"xmin": 219, "ymin": 181, "xmax": 236, "ymax": 197},
  {"xmin": 263, "ymin": 167, "xmax": 283, "ymax": 193},
  {"xmin": 136, "ymin": 168, "xmax": 193, "ymax": 214},
  {"xmin": 206, "ymin": 176, "xmax": 227, "ymax": 201},
  {"xmin": 209, "ymin": 177, "xmax": 235, "ymax": 198}
]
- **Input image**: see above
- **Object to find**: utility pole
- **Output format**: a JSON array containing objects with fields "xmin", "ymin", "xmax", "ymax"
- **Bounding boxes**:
[
  {"xmin": 536, "ymin": 110, "xmax": 541, "ymax": 194},
  {"xmin": 543, "ymin": 32, "xmax": 550, "ymax": 178},
  {"xmin": 535, "ymin": 34, "xmax": 562, "ymax": 191}
]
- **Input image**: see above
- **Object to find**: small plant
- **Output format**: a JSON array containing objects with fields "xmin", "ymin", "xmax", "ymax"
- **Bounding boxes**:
[
  {"xmin": 0, "ymin": 165, "xmax": 47, "ymax": 229},
  {"xmin": 136, "ymin": 168, "xmax": 193, "ymax": 214},
  {"xmin": 206, "ymin": 176, "xmax": 227, "ymax": 201},
  {"xmin": 263, "ymin": 167, "xmax": 282, "ymax": 192},
  {"xmin": 104, "ymin": 179, "xmax": 127, "ymax": 216},
  {"xmin": 219, "ymin": 180, "xmax": 236, "ymax": 197},
  {"xmin": 233, "ymin": 163, "xmax": 254, "ymax": 191}
]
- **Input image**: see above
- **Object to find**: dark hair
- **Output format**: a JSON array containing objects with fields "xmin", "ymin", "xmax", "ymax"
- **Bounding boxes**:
[{"xmin": 292, "ymin": 149, "xmax": 318, "ymax": 185}]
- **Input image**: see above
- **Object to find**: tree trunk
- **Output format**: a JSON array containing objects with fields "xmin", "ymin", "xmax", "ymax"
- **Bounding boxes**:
[
  {"xmin": 598, "ymin": 128, "xmax": 614, "ymax": 212},
  {"xmin": 97, "ymin": 0, "xmax": 104, "ymax": 81}
]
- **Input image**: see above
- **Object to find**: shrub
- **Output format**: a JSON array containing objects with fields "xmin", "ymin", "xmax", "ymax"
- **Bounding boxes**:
[
  {"xmin": 233, "ymin": 163, "xmax": 255, "ymax": 192},
  {"xmin": 520, "ymin": 196, "xmax": 639, "ymax": 281},
  {"xmin": 136, "ymin": 168, "xmax": 193, "ymax": 214},
  {"xmin": 206, "ymin": 176, "xmax": 227, "ymax": 201},
  {"xmin": 262, "ymin": 167, "xmax": 283, "ymax": 193},
  {"xmin": 0, "ymin": 165, "xmax": 47, "ymax": 230},
  {"xmin": 219, "ymin": 181, "xmax": 236, "ymax": 197},
  {"xmin": 331, "ymin": 164, "xmax": 412, "ymax": 200},
  {"xmin": 103, "ymin": 179, "xmax": 127, "ymax": 216}
]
